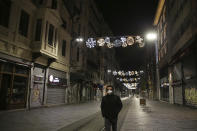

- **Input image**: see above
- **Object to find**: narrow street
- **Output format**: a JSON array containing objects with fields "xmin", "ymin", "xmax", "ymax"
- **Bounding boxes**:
[{"xmin": 1, "ymin": 97, "xmax": 197, "ymax": 131}]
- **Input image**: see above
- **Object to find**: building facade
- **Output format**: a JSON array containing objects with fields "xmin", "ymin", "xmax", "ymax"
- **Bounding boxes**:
[{"xmin": 154, "ymin": 0, "xmax": 197, "ymax": 107}]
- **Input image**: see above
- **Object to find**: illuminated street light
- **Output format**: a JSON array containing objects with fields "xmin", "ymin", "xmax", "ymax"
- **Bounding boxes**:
[
  {"xmin": 146, "ymin": 31, "xmax": 160, "ymax": 100},
  {"xmin": 146, "ymin": 33, "xmax": 157, "ymax": 41},
  {"xmin": 76, "ymin": 37, "xmax": 84, "ymax": 42}
]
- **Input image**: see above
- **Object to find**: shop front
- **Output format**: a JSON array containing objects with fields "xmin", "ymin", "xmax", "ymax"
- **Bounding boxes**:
[
  {"xmin": 46, "ymin": 68, "xmax": 67, "ymax": 105},
  {"xmin": 0, "ymin": 60, "xmax": 30, "ymax": 110},
  {"xmin": 30, "ymin": 64, "xmax": 45, "ymax": 108},
  {"xmin": 160, "ymin": 76, "xmax": 169, "ymax": 102}
]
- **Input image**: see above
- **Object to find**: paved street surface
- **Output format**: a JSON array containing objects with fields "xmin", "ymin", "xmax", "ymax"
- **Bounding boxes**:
[
  {"xmin": 0, "ymin": 101, "xmax": 101, "ymax": 131},
  {"xmin": 1, "ymin": 97, "xmax": 197, "ymax": 131},
  {"xmin": 121, "ymin": 97, "xmax": 197, "ymax": 131}
]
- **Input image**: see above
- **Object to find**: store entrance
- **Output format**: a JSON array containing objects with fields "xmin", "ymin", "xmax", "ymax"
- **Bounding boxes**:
[
  {"xmin": 0, "ymin": 62, "xmax": 29, "ymax": 110},
  {"xmin": 0, "ymin": 74, "xmax": 11, "ymax": 110}
]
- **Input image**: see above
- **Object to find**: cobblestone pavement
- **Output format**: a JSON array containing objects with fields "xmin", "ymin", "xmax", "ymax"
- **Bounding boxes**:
[{"xmin": 121, "ymin": 97, "xmax": 197, "ymax": 131}]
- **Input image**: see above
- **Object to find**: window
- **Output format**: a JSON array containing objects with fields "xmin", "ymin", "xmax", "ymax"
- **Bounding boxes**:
[
  {"xmin": 48, "ymin": 24, "xmax": 54, "ymax": 46},
  {"xmin": 77, "ymin": 47, "xmax": 80, "ymax": 61},
  {"xmin": 45, "ymin": 21, "xmax": 48, "ymax": 43},
  {"xmin": 19, "ymin": 10, "xmax": 29, "ymax": 37},
  {"xmin": 54, "ymin": 29, "xmax": 57, "ymax": 47},
  {"xmin": 61, "ymin": 18, "xmax": 67, "ymax": 29},
  {"xmin": 52, "ymin": 0, "xmax": 57, "ymax": 9},
  {"xmin": 0, "ymin": 0, "xmax": 11, "ymax": 27},
  {"xmin": 62, "ymin": 40, "xmax": 66, "ymax": 56},
  {"xmin": 35, "ymin": 19, "xmax": 42, "ymax": 41}
]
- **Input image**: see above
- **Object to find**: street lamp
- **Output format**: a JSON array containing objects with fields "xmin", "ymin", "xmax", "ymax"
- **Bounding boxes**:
[
  {"xmin": 146, "ymin": 32, "xmax": 160, "ymax": 100},
  {"xmin": 75, "ymin": 37, "xmax": 84, "ymax": 43}
]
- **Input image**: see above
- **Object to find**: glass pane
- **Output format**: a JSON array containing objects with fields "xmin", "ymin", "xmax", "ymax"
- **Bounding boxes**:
[
  {"xmin": 15, "ymin": 65, "xmax": 29, "ymax": 75},
  {"xmin": 3, "ymin": 63, "xmax": 13, "ymax": 73},
  {"xmin": 11, "ymin": 76, "xmax": 27, "ymax": 105}
]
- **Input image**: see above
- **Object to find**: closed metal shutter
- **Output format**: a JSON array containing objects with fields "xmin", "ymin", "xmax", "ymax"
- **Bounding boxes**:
[
  {"xmin": 47, "ymin": 88, "xmax": 65, "ymax": 105},
  {"xmin": 174, "ymin": 86, "xmax": 183, "ymax": 105}
]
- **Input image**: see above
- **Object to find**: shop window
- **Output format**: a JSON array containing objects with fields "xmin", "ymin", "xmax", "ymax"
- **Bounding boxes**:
[
  {"xmin": 62, "ymin": 40, "xmax": 66, "ymax": 56},
  {"xmin": 3, "ymin": 63, "xmax": 13, "ymax": 73},
  {"xmin": 15, "ymin": 65, "xmax": 28, "ymax": 75},
  {"xmin": 48, "ymin": 24, "xmax": 54, "ymax": 46},
  {"xmin": 11, "ymin": 76, "xmax": 27, "ymax": 105},
  {"xmin": 48, "ymin": 75, "xmax": 67, "ymax": 88},
  {"xmin": 0, "ymin": 0, "xmax": 11, "ymax": 28},
  {"xmin": 35, "ymin": 19, "xmax": 42, "ymax": 41},
  {"xmin": 19, "ymin": 10, "xmax": 29, "ymax": 37}
]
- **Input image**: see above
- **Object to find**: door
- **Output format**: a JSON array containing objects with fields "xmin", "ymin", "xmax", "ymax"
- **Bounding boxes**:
[{"xmin": 0, "ymin": 74, "xmax": 11, "ymax": 110}]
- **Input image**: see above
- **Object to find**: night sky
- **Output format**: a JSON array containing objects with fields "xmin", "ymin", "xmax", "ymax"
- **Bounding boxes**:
[{"xmin": 95, "ymin": 0, "xmax": 158, "ymax": 70}]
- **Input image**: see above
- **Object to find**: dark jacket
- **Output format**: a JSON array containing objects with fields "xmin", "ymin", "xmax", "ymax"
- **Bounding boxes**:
[{"xmin": 101, "ymin": 94, "xmax": 122, "ymax": 120}]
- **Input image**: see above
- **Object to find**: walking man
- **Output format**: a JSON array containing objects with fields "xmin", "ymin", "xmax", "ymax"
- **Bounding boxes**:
[{"xmin": 101, "ymin": 85, "xmax": 122, "ymax": 131}]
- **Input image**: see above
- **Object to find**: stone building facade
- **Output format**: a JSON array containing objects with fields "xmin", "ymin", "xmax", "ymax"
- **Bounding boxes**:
[
  {"xmin": 154, "ymin": 0, "xmax": 197, "ymax": 107},
  {"xmin": 0, "ymin": 0, "xmax": 116, "ymax": 110}
]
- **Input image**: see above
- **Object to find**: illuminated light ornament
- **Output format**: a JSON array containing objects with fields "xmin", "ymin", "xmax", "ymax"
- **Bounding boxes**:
[
  {"xmin": 97, "ymin": 38, "xmax": 105, "ymax": 46},
  {"xmin": 135, "ymin": 78, "xmax": 137, "ymax": 81},
  {"xmin": 114, "ymin": 39, "xmax": 122, "ymax": 47},
  {"xmin": 128, "ymin": 71, "xmax": 132, "ymax": 76},
  {"xmin": 135, "ymin": 36, "xmax": 144, "ymax": 47},
  {"xmin": 131, "ymin": 71, "xmax": 135, "ymax": 75},
  {"xmin": 86, "ymin": 38, "xmax": 96, "ymax": 48},
  {"xmin": 129, "ymin": 78, "xmax": 133, "ymax": 81},
  {"xmin": 122, "ymin": 42, "xmax": 127, "ymax": 47},
  {"xmin": 107, "ymin": 42, "xmax": 113, "ymax": 48},
  {"xmin": 126, "ymin": 36, "xmax": 135, "ymax": 46},
  {"xmin": 120, "ymin": 37, "xmax": 127, "ymax": 47},
  {"xmin": 139, "ymin": 41, "xmax": 145, "ymax": 48},
  {"xmin": 135, "ymin": 71, "xmax": 138, "ymax": 75},
  {"xmin": 117, "ymin": 78, "xmax": 119, "ymax": 80},
  {"xmin": 140, "ymin": 70, "xmax": 144, "ymax": 74},
  {"xmin": 125, "ymin": 72, "xmax": 129, "ymax": 76},
  {"xmin": 107, "ymin": 69, "xmax": 111, "ymax": 73},
  {"xmin": 118, "ymin": 71, "xmax": 122, "ymax": 76},
  {"xmin": 113, "ymin": 71, "xmax": 118, "ymax": 76},
  {"xmin": 121, "ymin": 72, "xmax": 125, "ymax": 76},
  {"xmin": 119, "ymin": 78, "xmax": 123, "ymax": 82},
  {"xmin": 105, "ymin": 37, "xmax": 110, "ymax": 44}
]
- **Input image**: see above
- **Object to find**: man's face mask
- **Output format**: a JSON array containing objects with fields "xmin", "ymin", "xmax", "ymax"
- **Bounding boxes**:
[{"xmin": 107, "ymin": 89, "xmax": 113, "ymax": 94}]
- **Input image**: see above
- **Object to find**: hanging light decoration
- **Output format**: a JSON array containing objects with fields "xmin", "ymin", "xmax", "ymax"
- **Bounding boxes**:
[
  {"xmin": 126, "ymin": 36, "xmax": 135, "ymax": 46},
  {"xmin": 128, "ymin": 71, "xmax": 132, "ymax": 76},
  {"xmin": 120, "ymin": 37, "xmax": 127, "ymax": 48},
  {"xmin": 113, "ymin": 71, "xmax": 118, "ymax": 76},
  {"xmin": 125, "ymin": 71, "xmax": 129, "ymax": 76},
  {"xmin": 114, "ymin": 39, "xmax": 122, "ymax": 47},
  {"xmin": 135, "ymin": 36, "xmax": 144, "ymax": 47},
  {"xmin": 122, "ymin": 42, "xmax": 127, "ymax": 47},
  {"xmin": 86, "ymin": 38, "xmax": 96, "ymax": 48},
  {"xmin": 118, "ymin": 71, "xmax": 122, "ymax": 76},
  {"xmin": 97, "ymin": 38, "xmax": 105, "ymax": 46},
  {"xmin": 131, "ymin": 71, "xmax": 135, "ymax": 75},
  {"xmin": 107, "ymin": 42, "xmax": 113, "ymax": 48}
]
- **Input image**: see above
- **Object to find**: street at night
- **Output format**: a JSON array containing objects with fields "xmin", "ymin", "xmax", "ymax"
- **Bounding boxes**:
[
  {"xmin": 0, "ymin": 0, "xmax": 197, "ymax": 131},
  {"xmin": 1, "ymin": 97, "xmax": 197, "ymax": 131}
]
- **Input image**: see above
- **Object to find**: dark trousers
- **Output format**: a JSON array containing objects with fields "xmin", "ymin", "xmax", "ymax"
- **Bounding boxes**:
[{"xmin": 104, "ymin": 118, "xmax": 117, "ymax": 131}]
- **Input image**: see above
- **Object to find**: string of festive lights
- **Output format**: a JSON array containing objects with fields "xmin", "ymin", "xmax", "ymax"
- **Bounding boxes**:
[{"xmin": 86, "ymin": 36, "xmax": 144, "ymax": 48}]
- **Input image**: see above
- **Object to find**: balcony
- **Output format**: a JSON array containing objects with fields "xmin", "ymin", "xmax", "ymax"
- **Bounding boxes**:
[{"xmin": 31, "ymin": 8, "xmax": 60, "ymax": 59}]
